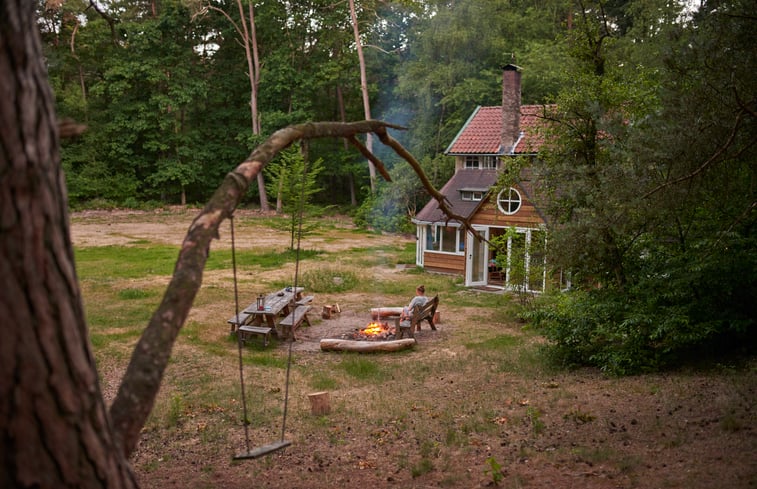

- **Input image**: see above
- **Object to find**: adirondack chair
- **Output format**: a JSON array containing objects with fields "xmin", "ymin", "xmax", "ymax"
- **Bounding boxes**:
[{"xmin": 397, "ymin": 295, "xmax": 439, "ymax": 339}]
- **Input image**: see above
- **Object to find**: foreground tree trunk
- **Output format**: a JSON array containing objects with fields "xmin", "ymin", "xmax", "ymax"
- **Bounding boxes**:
[{"xmin": 0, "ymin": 2, "xmax": 137, "ymax": 487}]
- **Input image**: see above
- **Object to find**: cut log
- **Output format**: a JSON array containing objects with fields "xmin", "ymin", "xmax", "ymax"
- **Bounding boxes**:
[
  {"xmin": 308, "ymin": 391, "xmax": 331, "ymax": 415},
  {"xmin": 370, "ymin": 307, "xmax": 403, "ymax": 320},
  {"xmin": 321, "ymin": 305, "xmax": 332, "ymax": 319},
  {"xmin": 320, "ymin": 338, "xmax": 416, "ymax": 352}
]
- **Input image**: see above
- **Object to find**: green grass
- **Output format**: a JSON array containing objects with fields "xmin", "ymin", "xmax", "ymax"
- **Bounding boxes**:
[
  {"xmin": 75, "ymin": 244, "xmax": 322, "ymax": 281},
  {"xmin": 337, "ymin": 355, "xmax": 385, "ymax": 381},
  {"xmin": 75, "ymin": 245, "xmax": 180, "ymax": 279},
  {"xmin": 297, "ymin": 267, "xmax": 359, "ymax": 293}
]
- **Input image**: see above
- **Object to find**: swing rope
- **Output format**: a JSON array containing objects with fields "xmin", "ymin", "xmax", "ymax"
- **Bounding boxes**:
[
  {"xmin": 281, "ymin": 149, "xmax": 308, "ymax": 440},
  {"xmin": 230, "ymin": 214, "xmax": 252, "ymax": 453},
  {"xmin": 231, "ymin": 146, "xmax": 309, "ymax": 460}
]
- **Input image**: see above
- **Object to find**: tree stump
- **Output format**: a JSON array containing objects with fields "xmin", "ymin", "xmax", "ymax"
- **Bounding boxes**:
[
  {"xmin": 321, "ymin": 305, "xmax": 332, "ymax": 319},
  {"xmin": 308, "ymin": 391, "xmax": 330, "ymax": 415}
]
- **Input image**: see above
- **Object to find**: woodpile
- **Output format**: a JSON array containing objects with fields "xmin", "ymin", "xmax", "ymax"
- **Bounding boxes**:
[{"xmin": 321, "ymin": 303, "xmax": 341, "ymax": 319}]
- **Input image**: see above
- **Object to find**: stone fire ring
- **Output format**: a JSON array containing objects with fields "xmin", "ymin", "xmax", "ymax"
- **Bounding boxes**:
[{"xmin": 319, "ymin": 338, "xmax": 416, "ymax": 352}]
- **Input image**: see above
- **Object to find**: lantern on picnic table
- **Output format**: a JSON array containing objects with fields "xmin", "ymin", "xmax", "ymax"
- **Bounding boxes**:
[{"xmin": 257, "ymin": 294, "xmax": 265, "ymax": 311}]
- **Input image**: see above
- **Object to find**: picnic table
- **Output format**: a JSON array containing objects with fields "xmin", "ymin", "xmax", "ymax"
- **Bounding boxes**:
[
  {"xmin": 243, "ymin": 287, "xmax": 304, "ymax": 329},
  {"xmin": 228, "ymin": 287, "xmax": 313, "ymax": 345}
]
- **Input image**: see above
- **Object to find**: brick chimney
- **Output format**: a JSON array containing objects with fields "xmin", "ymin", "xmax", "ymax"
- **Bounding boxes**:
[{"xmin": 501, "ymin": 64, "xmax": 522, "ymax": 154}]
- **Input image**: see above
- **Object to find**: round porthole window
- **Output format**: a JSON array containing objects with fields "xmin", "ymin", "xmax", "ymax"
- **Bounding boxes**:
[{"xmin": 497, "ymin": 187, "xmax": 521, "ymax": 215}]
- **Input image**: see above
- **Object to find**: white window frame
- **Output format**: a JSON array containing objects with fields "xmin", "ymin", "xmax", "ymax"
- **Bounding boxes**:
[
  {"xmin": 481, "ymin": 156, "xmax": 498, "ymax": 169},
  {"xmin": 425, "ymin": 224, "xmax": 464, "ymax": 254},
  {"xmin": 464, "ymin": 155, "xmax": 479, "ymax": 169},
  {"xmin": 464, "ymin": 155, "xmax": 499, "ymax": 169},
  {"xmin": 461, "ymin": 190, "xmax": 484, "ymax": 201},
  {"xmin": 497, "ymin": 187, "xmax": 522, "ymax": 215}
]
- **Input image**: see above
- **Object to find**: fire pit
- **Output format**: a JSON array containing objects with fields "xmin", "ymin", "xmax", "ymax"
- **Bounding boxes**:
[
  {"xmin": 319, "ymin": 321, "xmax": 416, "ymax": 352},
  {"xmin": 343, "ymin": 321, "xmax": 396, "ymax": 341}
]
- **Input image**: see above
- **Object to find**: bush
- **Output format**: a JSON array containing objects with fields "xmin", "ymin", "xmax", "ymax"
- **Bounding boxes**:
[{"xmin": 528, "ymin": 273, "xmax": 755, "ymax": 376}]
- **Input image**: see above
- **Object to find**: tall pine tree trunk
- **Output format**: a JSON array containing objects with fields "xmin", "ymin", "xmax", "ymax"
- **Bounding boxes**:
[
  {"xmin": 349, "ymin": 0, "xmax": 377, "ymax": 193},
  {"xmin": 0, "ymin": 2, "xmax": 137, "ymax": 487}
]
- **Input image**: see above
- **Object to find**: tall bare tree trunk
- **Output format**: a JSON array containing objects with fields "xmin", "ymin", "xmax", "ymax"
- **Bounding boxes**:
[
  {"xmin": 349, "ymin": 0, "xmax": 377, "ymax": 193},
  {"xmin": 0, "ymin": 2, "xmax": 138, "ymax": 487},
  {"xmin": 237, "ymin": 0, "xmax": 269, "ymax": 210}
]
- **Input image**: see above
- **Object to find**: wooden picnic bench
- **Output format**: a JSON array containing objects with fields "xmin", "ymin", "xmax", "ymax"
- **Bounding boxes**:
[
  {"xmin": 227, "ymin": 312, "xmax": 252, "ymax": 333},
  {"xmin": 237, "ymin": 325, "xmax": 273, "ymax": 347},
  {"xmin": 228, "ymin": 287, "xmax": 309, "ymax": 345},
  {"xmin": 397, "ymin": 295, "xmax": 439, "ymax": 339},
  {"xmin": 278, "ymin": 304, "xmax": 312, "ymax": 340},
  {"xmin": 242, "ymin": 287, "xmax": 304, "ymax": 328}
]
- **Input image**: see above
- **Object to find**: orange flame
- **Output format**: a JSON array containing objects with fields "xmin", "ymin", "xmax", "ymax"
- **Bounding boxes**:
[{"xmin": 362, "ymin": 322, "xmax": 387, "ymax": 336}]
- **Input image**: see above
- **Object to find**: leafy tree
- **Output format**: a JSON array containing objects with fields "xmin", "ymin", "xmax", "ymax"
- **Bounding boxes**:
[
  {"xmin": 530, "ymin": 0, "xmax": 756, "ymax": 373},
  {"xmin": 265, "ymin": 145, "xmax": 325, "ymax": 249},
  {"xmin": 395, "ymin": 0, "xmax": 571, "ymax": 158}
]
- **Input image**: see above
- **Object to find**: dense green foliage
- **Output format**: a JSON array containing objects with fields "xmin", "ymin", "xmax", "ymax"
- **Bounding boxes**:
[
  {"xmin": 41, "ymin": 0, "xmax": 568, "ymax": 214},
  {"xmin": 528, "ymin": 0, "xmax": 756, "ymax": 373},
  {"xmin": 43, "ymin": 0, "xmax": 755, "ymax": 372}
]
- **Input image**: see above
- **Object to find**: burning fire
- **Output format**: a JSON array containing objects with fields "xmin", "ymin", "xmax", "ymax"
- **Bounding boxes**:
[
  {"xmin": 361, "ymin": 322, "xmax": 388, "ymax": 336},
  {"xmin": 344, "ymin": 321, "xmax": 396, "ymax": 341}
]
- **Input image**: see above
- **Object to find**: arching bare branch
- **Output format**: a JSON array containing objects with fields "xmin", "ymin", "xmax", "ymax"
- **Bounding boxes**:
[{"xmin": 110, "ymin": 120, "xmax": 460, "ymax": 457}]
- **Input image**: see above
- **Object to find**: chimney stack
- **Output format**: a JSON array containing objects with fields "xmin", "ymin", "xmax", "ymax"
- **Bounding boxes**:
[{"xmin": 501, "ymin": 64, "xmax": 522, "ymax": 154}]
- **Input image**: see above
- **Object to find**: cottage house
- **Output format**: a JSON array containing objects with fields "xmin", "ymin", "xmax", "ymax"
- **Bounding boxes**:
[{"xmin": 412, "ymin": 65, "xmax": 564, "ymax": 292}]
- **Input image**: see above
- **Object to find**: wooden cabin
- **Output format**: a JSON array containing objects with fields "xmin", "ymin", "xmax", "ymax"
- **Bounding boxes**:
[{"xmin": 412, "ymin": 65, "xmax": 566, "ymax": 292}]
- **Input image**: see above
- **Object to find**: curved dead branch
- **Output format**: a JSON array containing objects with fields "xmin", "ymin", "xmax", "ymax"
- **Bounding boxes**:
[{"xmin": 110, "ymin": 119, "xmax": 479, "ymax": 458}]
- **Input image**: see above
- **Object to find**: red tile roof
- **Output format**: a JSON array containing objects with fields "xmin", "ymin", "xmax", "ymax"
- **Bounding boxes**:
[{"xmin": 445, "ymin": 104, "xmax": 550, "ymax": 155}]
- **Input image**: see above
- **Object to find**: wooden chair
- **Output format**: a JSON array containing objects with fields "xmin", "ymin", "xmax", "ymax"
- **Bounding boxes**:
[{"xmin": 397, "ymin": 295, "xmax": 439, "ymax": 339}]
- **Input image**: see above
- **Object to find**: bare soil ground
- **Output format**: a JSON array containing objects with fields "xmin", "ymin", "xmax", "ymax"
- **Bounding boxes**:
[{"xmin": 72, "ymin": 209, "xmax": 756, "ymax": 489}]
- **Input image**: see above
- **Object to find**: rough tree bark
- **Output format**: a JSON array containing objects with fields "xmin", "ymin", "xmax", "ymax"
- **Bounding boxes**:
[{"xmin": 0, "ymin": 2, "xmax": 138, "ymax": 487}]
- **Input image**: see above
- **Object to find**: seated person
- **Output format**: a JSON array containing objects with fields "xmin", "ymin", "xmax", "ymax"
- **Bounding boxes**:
[
  {"xmin": 488, "ymin": 257, "xmax": 500, "ymax": 272},
  {"xmin": 400, "ymin": 285, "xmax": 428, "ymax": 326}
]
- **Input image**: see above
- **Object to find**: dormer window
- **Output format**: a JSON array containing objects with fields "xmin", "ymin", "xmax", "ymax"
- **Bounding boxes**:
[
  {"xmin": 497, "ymin": 187, "xmax": 522, "ymax": 215},
  {"xmin": 464, "ymin": 155, "xmax": 499, "ymax": 169},
  {"xmin": 461, "ymin": 190, "xmax": 484, "ymax": 201}
]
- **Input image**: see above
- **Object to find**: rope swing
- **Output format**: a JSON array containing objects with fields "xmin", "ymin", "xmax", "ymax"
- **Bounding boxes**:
[{"xmin": 230, "ymin": 147, "xmax": 309, "ymax": 460}]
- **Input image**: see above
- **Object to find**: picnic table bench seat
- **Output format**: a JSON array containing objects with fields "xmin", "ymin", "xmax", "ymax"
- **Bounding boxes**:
[
  {"xmin": 279, "ymin": 305, "xmax": 312, "ymax": 340},
  {"xmin": 237, "ymin": 325, "xmax": 273, "ymax": 347},
  {"xmin": 227, "ymin": 312, "xmax": 252, "ymax": 332}
]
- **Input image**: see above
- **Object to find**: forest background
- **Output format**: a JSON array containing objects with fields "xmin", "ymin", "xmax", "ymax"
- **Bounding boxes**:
[{"xmin": 40, "ymin": 0, "xmax": 755, "ymax": 373}]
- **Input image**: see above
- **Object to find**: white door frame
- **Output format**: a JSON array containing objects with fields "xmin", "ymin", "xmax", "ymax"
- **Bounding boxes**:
[{"xmin": 465, "ymin": 225, "xmax": 488, "ymax": 286}]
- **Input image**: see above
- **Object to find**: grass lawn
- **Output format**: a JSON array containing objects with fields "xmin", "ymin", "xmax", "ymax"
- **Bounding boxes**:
[{"xmin": 74, "ymin": 209, "xmax": 756, "ymax": 489}]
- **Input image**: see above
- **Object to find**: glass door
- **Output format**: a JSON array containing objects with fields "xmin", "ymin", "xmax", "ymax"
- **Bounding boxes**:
[{"xmin": 466, "ymin": 226, "xmax": 487, "ymax": 286}]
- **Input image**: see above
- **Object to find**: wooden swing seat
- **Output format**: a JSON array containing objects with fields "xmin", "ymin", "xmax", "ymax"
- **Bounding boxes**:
[{"xmin": 233, "ymin": 439, "xmax": 292, "ymax": 460}]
